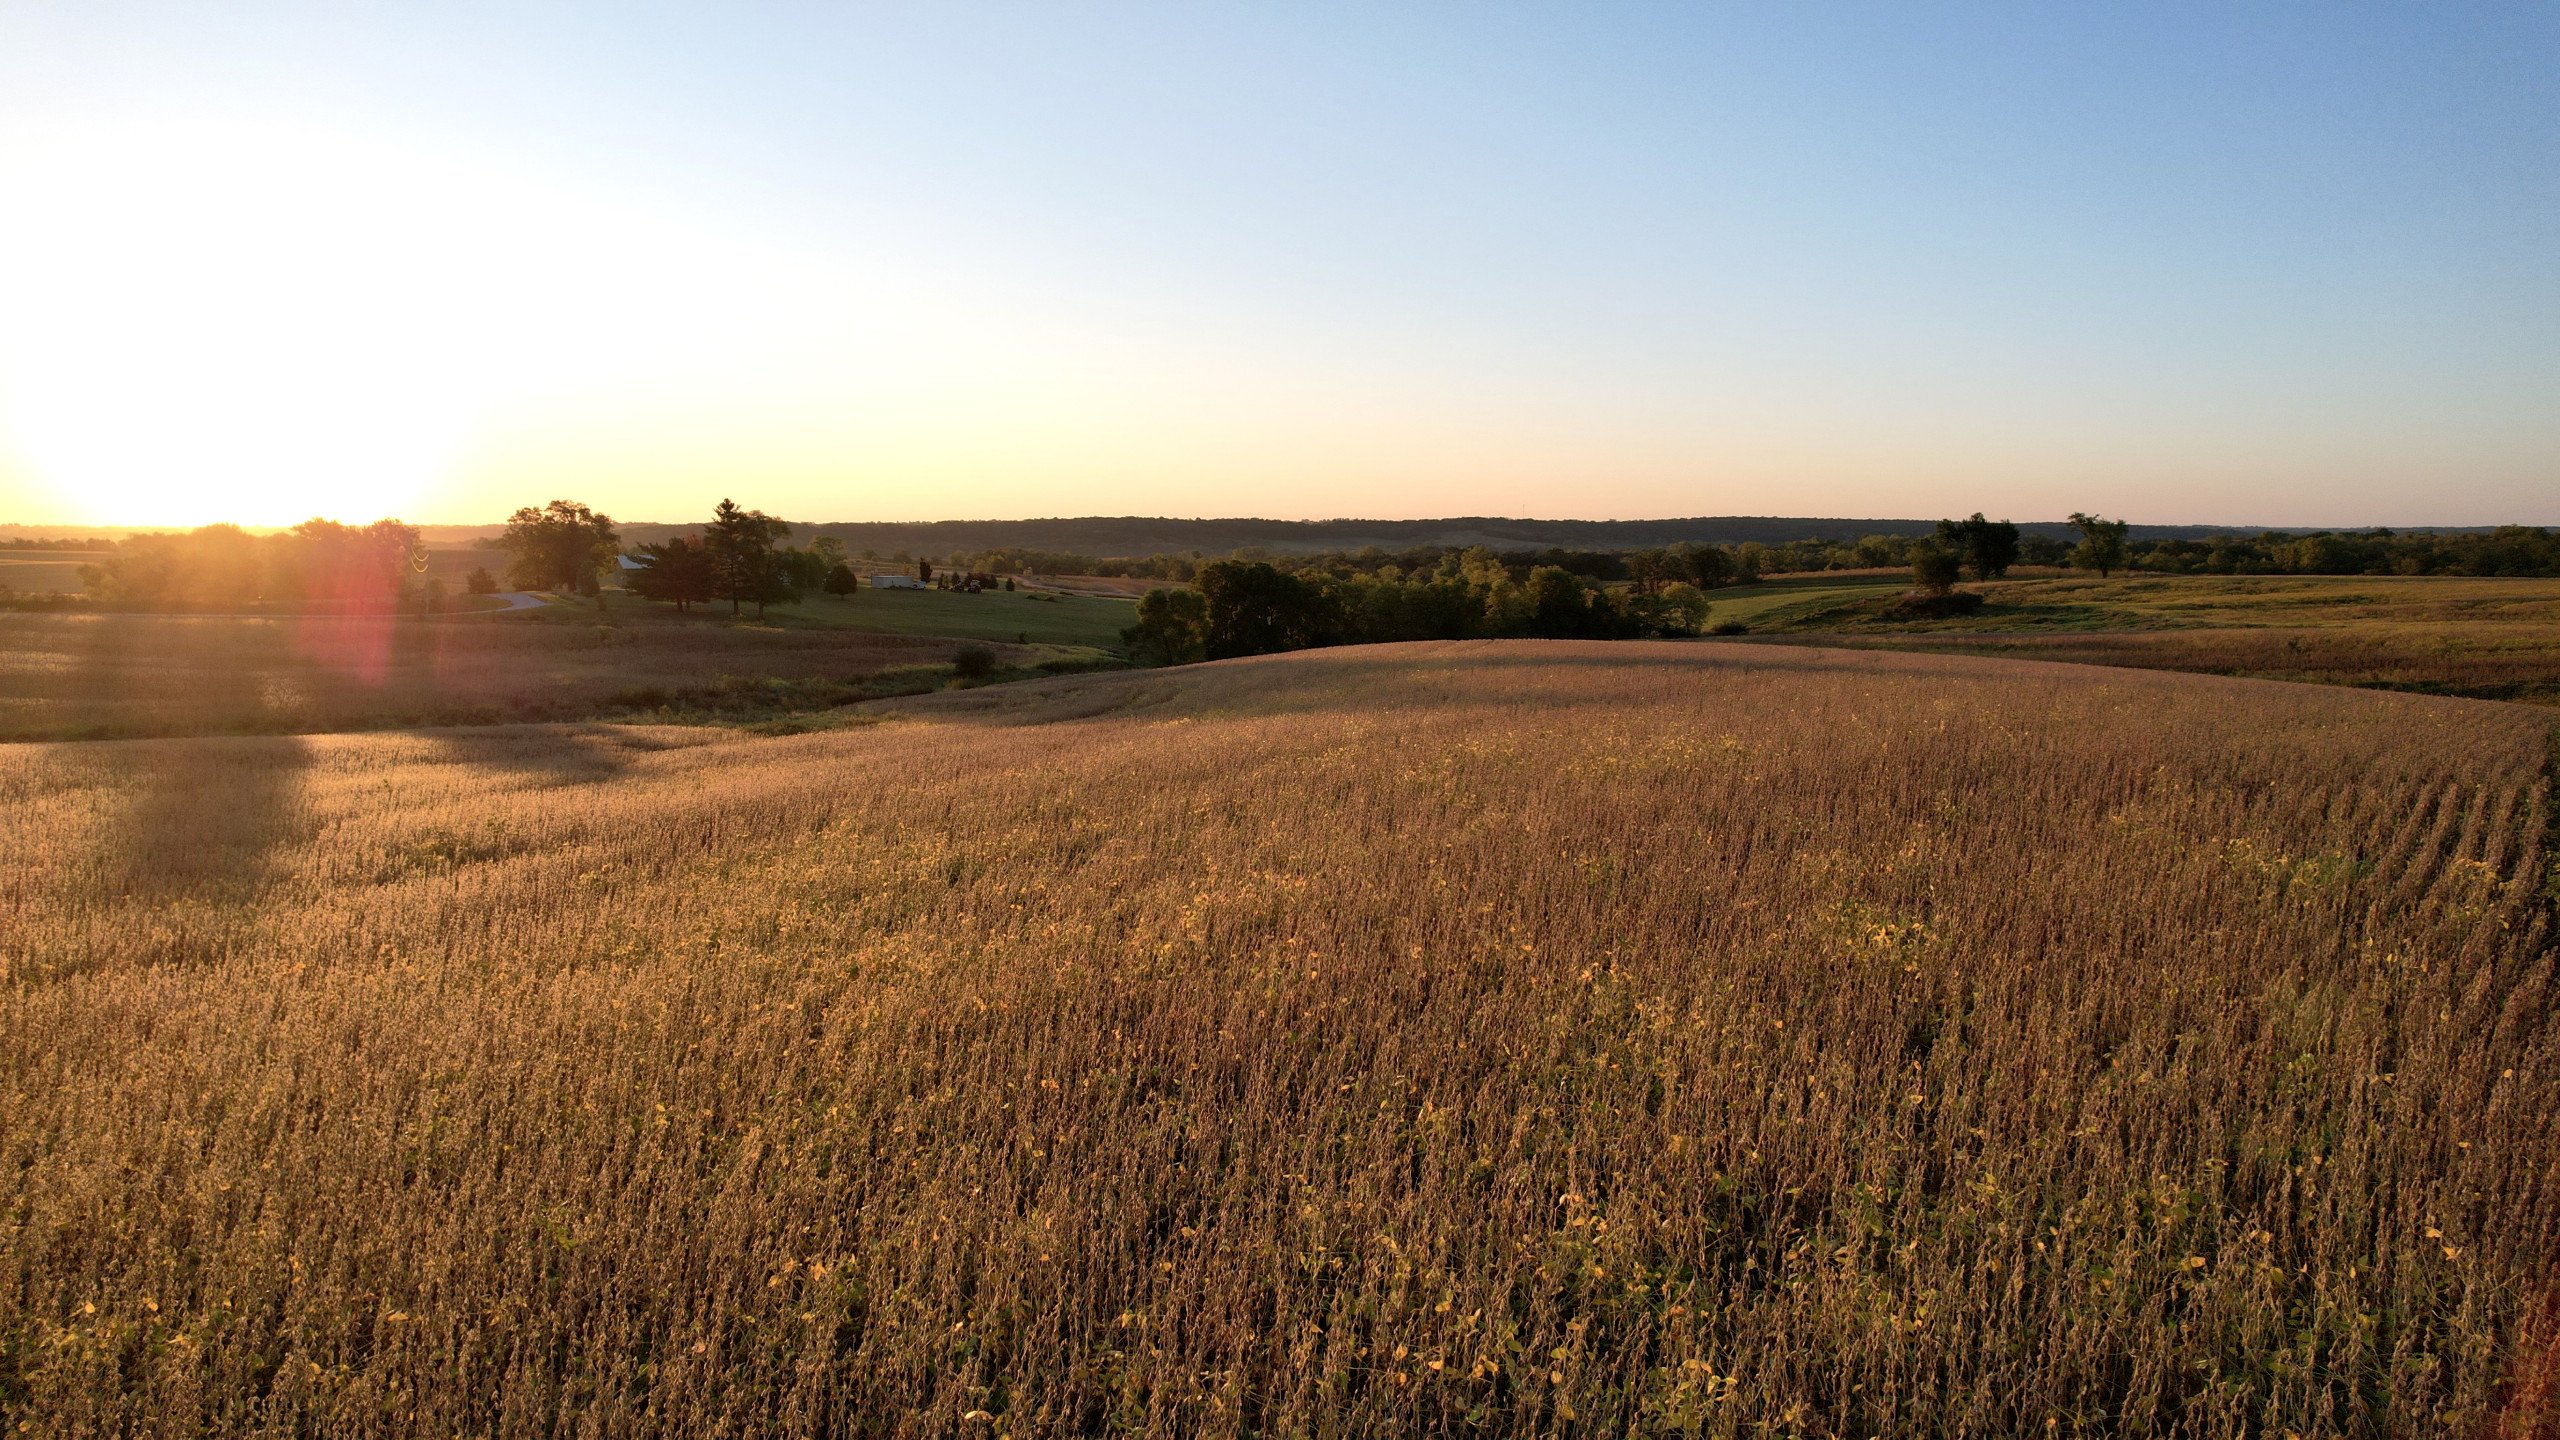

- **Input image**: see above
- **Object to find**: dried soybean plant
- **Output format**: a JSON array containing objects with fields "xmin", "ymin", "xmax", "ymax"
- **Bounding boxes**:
[{"xmin": 2, "ymin": 641, "xmax": 2554, "ymax": 1438}]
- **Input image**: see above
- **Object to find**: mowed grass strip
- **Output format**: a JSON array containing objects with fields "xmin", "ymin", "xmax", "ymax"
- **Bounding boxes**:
[
  {"xmin": 2, "ymin": 642, "xmax": 2555, "ymax": 1437},
  {"xmin": 1692, "ymin": 572, "xmax": 1909, "ymax": 628}
]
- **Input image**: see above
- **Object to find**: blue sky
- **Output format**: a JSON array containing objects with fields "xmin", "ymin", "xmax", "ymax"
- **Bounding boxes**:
[{"xmin": 0, "ymin": 2, "xmax": 2552, "ymax": 526}]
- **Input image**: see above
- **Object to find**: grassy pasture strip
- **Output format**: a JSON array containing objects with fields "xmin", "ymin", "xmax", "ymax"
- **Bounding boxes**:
[
  {"xmin": 2, "ymin": 643, "xmax": 2555, "ymax": 1435},
  {"xmin": 1769, "ymin": 573, "xmax": 2560, "ymax": 634},
  {"xmin": 1699, "ymin": 574, "xmax": 1908, "ymax": 628}
]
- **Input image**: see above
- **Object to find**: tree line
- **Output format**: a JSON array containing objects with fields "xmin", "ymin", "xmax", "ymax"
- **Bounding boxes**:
[
  {"xmin": 74, "ymin": 521, "xmax": 426, "ymax": 610},
  {"xmin": 1117, "ymin": 513, "xmax": 2135, "ymax": 665},
  {"xmin": 1123, "ymin": 552, "xmax": 1718, "ymax": 664},
  {"xmin": 962, "ymin": 520, "xmax": 2560, "ymax": 588},
  {"xmin": 51, "ymin": 503, "xmax": 2560, "ymax": 623},
  {"xmin": 2106, "ymin": 525, "xmax": 2558, "ymax": 578},
  {"xmin": 502, "ymin": 499, "xmax": 865, "ymax": 616}
]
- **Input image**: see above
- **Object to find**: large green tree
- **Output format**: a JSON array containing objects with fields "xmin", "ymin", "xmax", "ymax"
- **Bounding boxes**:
[
  {"xmin": 499, "ymin": 500, "xmax": 619, "ymax": 594},
  {"xmin": 628, "ymin": 537, "xmax": 719, "ymax": 612},
  {"xmin": 1123, "ymin": 587, "xmax": 1207, "ymax": 664},
  {"xmin": 1196, "ymin": 561, "xmax": 1334, "ymax": 659},
  {"xmin": 2068, "ymin": 512, "xmax": 2131, "ymax": 578},
  {"xmin": 1909, "ymin": 540, "xmax": 1963, "ymax": 595},
  {"xmin": 1936, "ymin": 513, "xmax": 2021, "ymax": 580}
]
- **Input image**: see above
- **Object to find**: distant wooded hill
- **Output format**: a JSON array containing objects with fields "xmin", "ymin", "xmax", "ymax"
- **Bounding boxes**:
[{"xmin": 409, "ymin": 514, "xmax": 2378, "ymax": 556}]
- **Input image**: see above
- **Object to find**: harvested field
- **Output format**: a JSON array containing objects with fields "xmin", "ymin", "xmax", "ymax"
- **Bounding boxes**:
[
  {"xmin": 2, "ymin": 642, "xmax": 2555, "ymax": 1436},
  {"xmin": 0, "ymin": 611, "xmax": 982, "ymax": 741}
]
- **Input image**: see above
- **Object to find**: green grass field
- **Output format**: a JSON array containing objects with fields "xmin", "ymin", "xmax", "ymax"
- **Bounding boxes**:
[{"xmin": 1698, "ymin": 571, "xmax": 1908, "ymax": 627}]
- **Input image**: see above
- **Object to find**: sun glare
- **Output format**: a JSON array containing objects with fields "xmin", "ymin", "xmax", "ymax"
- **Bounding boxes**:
[{"xmin": 0, "ymin": 112, "xmax": 837, "ymax": 528}]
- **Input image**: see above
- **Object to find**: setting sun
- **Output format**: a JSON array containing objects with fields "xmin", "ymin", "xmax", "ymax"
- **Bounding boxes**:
[{"xmin": 0, "ymin": 110, "xmax": 866, "ymax": 527}]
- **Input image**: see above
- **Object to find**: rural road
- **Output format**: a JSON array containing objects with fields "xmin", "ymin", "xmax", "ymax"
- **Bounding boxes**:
[{"xmin": 487, "ymin": 592, "xmax": 549, "ymax": 612}]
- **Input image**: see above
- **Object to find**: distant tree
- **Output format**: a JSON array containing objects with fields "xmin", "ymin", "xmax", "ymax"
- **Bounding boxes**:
[
  {"xmin": 465, "ymin": 566, "xmax": 499, "ymax": 596},
  {"xmin": 1937, "ymin": 513, "xmax": 2021, "ymax": 580},
  {"xmin": 266, "ymin": 519, "xmax": 424, "ymax": 605},
  {"xmin": 1910, "ymin": 541, "xmax": 1963, "ymax": 596},
  {"xmin": 629, "ymin": 537, "xmax": 719, "ymax": 612},
  {"xmin": 1625, "ymin": 549, "xmax": 1672, "ymax": 596},
  {"xmin": 822, "ymin": 563, "xmax": 861, "ymax": 598},
  {"xmin": 704, "ymin": 499, "xmax": 792, "ymax": 616},
  {"xmin": 952, "ymin": 645, "xmax": 998, "ymax": 680},
  {"xmin": 499, "ymin": 500, "xmax": 618, "ymax": 594},
  {"xmin": 78, "ymin": 520, "xmax": 417, "ymax": 610},
  {"xmin": 1002, "ymin": 576, "xmax": 1016, "ymax": 591},
  {"xmin": 1673, "ymin": 543, "xmax": 1735, "ymax": 588},
  {"xmin": 1521, "ymin": 566, "xmax": 1605, "ymax": 638},
  {"xmin": 916, "ymin": 558, "xmax": 935, "ymax": 584},
  {"xmin": 2018, "ymin": 534, "xmax": 2071, "ymax": 566},
  {"xmin": 2068, "ymin": 512, "xmax": 2131, "ymax": 578},
  {"xmin": 808, "ymin": 535, "xmax": 848, "ymax": 570},
  {"xmin": 753, "ymin": 546, "xmax": 817, "ymax": 614},
  {"xmin": 1123, "ymin": 587, "xmax": 1207, "ymax": 665},
  {"xmin": 1851, "ymin": 534, "xmax": 1905, "ymax": 569},
  {"xmin": 1639, "ymin": 582, "xmax": 1713, "ymax": 635}
]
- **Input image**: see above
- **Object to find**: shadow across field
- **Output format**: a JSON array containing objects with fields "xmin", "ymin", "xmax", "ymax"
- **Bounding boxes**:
[
  {"xmin": 406, "ymin": 724, "xmax": 703, "ymax": 788},
  {"xmin": 103, "ymin": 735, "xmax": 312, "ymax": 903},
  {"xmin": 56, "ymin": 617, "xmax": 316, "ymax": 902}
]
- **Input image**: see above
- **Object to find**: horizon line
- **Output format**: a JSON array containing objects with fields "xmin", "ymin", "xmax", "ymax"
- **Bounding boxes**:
[{"xmin": 12, "ymin": 511, "xmax": 2557, "ymax": 537}]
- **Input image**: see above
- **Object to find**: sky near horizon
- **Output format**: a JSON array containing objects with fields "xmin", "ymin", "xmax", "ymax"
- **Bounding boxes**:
[{"xmin": 0, "ymin": 4, "xmax": 2553, "ymax": 530}]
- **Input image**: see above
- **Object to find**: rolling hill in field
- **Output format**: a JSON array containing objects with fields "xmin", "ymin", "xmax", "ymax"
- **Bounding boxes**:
[{"xmin": 4, "ymin": 643, "xmax": 2556, "ymax": 1436}]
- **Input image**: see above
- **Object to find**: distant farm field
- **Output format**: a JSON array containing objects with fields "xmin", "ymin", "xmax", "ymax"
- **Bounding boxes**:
[
  {"xmin": 0, "ymin": 612, "xmax": 985, "ymax": 741},
  {"xmin": 4, "ymin": 643, "xmax": 2553, "ymax": 1436},
  {"xmin": 1754, "ymin": 574, "xmax": 2560, "ymax": 706},
  {"xmin": 1019, "ymin": 573, "xmax": 1163, "ymax": 598},
  {"xmin": 0, "ymin": 549, "xmax": 104, "ymax": 594},
  {"xmin": 743, "ymin": 585, "xmax": 1138, "ymax": 648}
]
